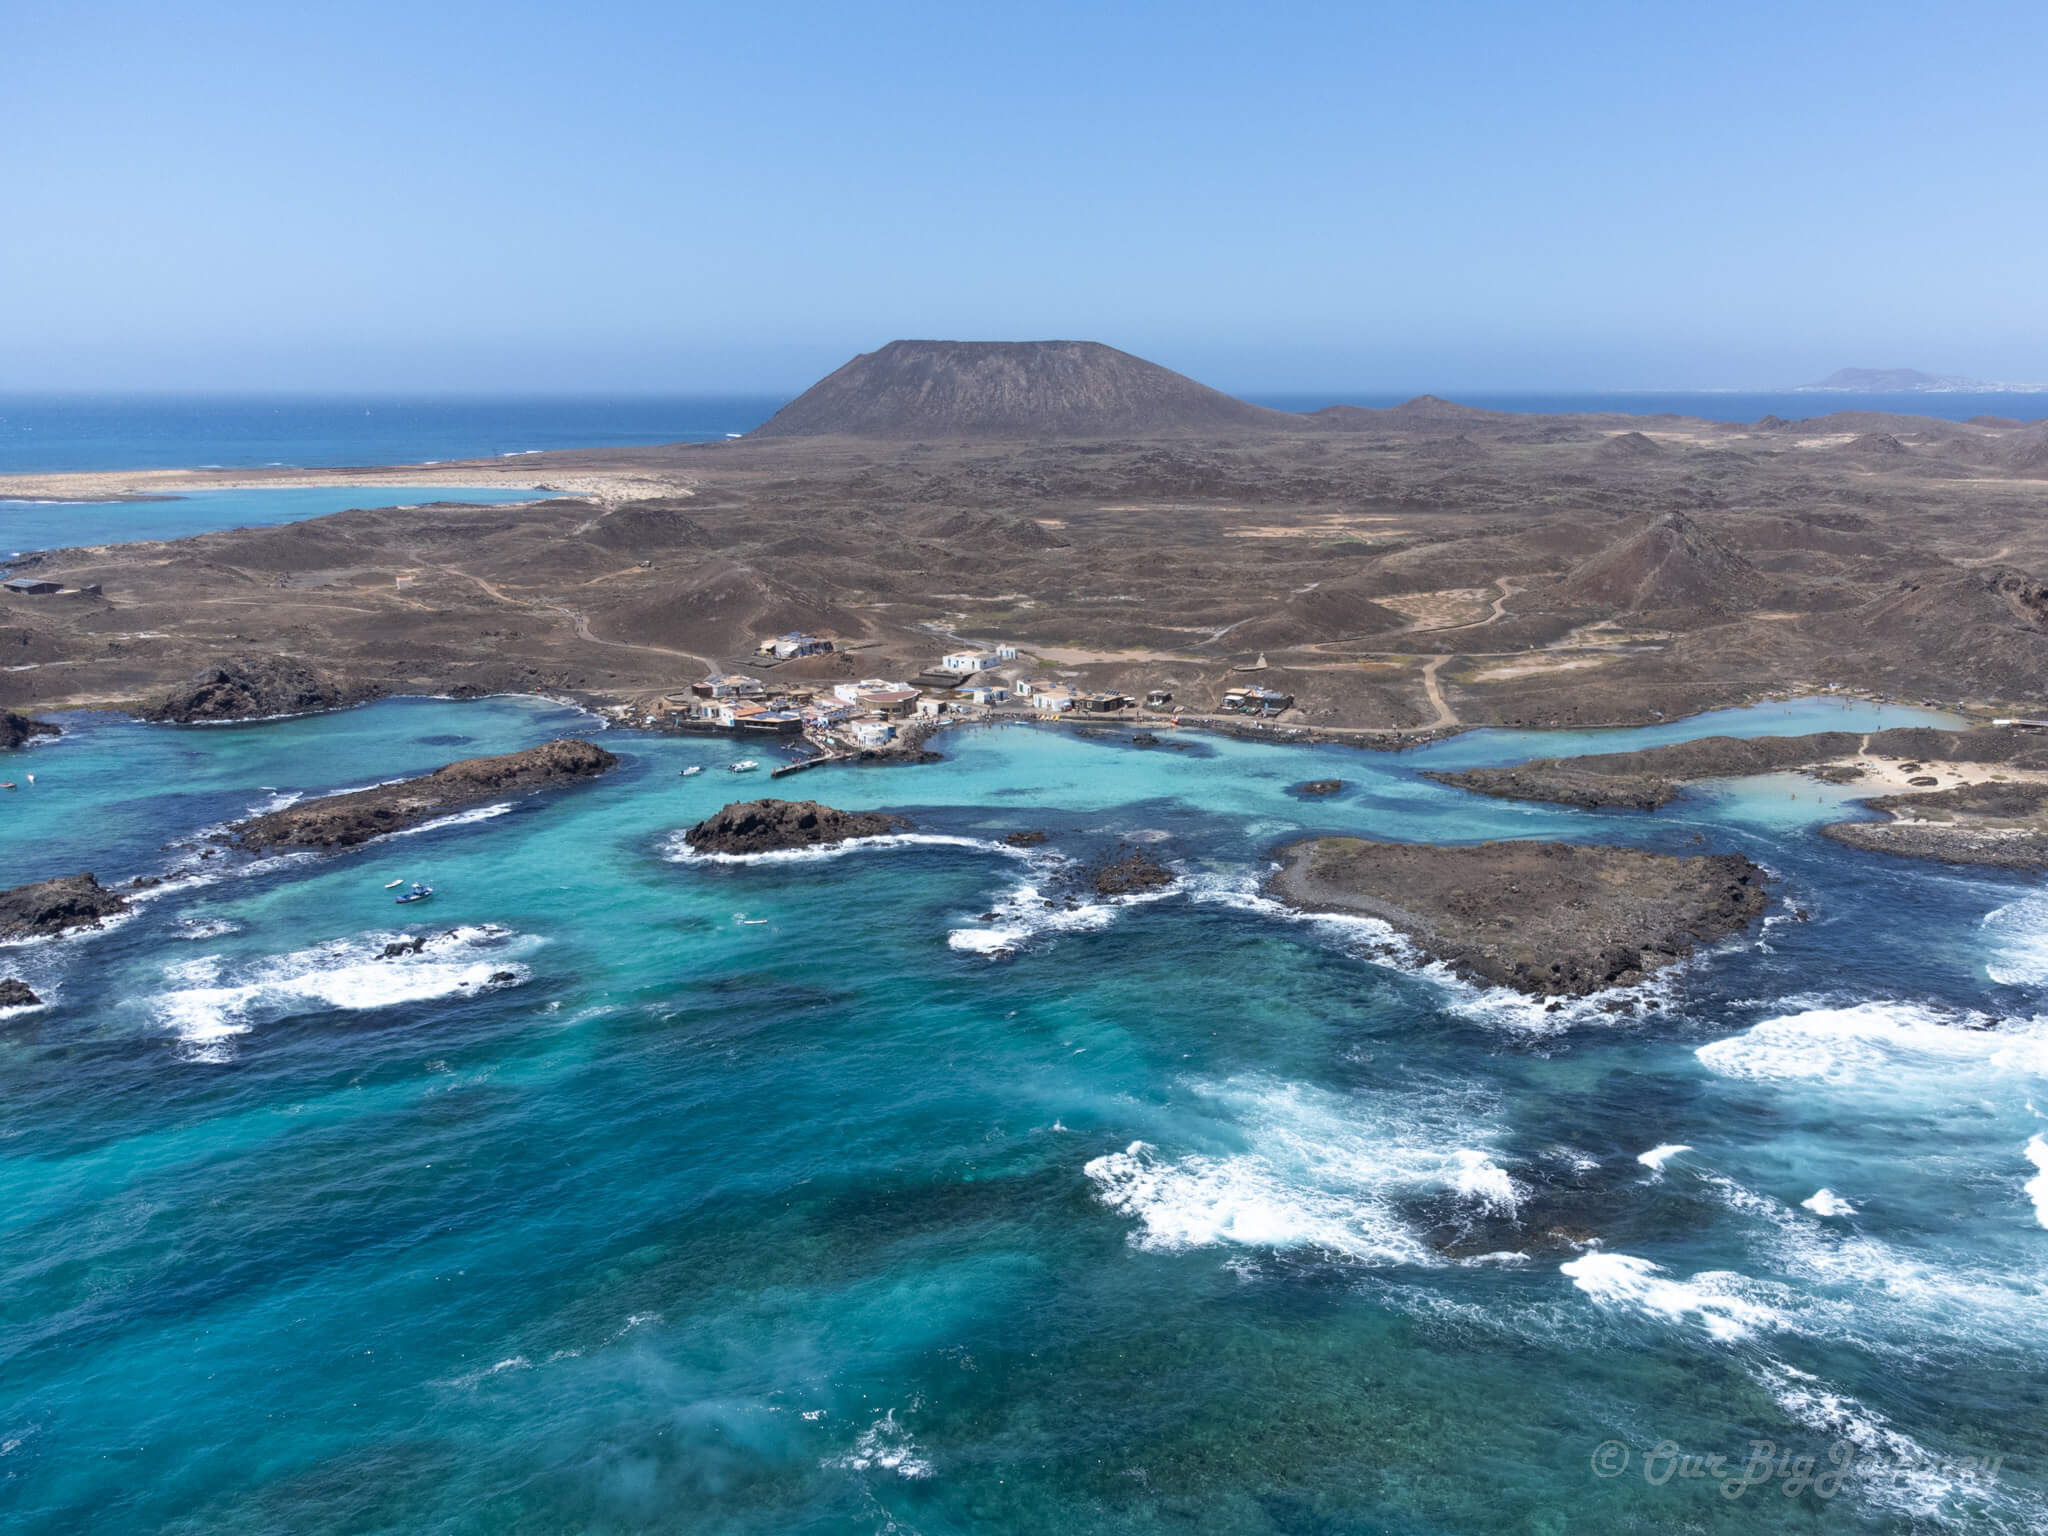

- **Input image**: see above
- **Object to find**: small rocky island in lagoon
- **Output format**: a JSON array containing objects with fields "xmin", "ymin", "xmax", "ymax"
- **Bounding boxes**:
[
  {"xmin": 684, "ymin": 799, "xmax": 910, "ymax": 855},
  {"xmin": 1268, "ymin": 837, "xmax": 1770, "ymax": 996},
  {"xmin": 231, "ymin": 739, "xmax": 617, "ymax": 851}
]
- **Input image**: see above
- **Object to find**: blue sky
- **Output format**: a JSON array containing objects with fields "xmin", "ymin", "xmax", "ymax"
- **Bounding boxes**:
[{"xmin": 5, "ymin": 1, "xmax": 2045, "ymax": 392}]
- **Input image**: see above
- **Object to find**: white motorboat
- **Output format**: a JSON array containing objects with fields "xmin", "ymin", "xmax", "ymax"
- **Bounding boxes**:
[
  {"xmin": 728, "ymin": 760, "xmax": 760, "ymax": 773},
  {"xmin": 680, "ymin": 765, "xmax": 703, "ymax": 777}
]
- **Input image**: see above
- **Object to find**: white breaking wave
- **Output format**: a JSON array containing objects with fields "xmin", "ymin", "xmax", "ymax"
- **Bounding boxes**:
[
  {"xmin": 1178, "ymin": 866, "xmax": 1685, "ymax": 1033},
  {"xmin": 824, "ymin": 1410, "xmax": 932, "ymax": 1480},
  {"xmin": 1702, "ymin": 1173, "xmax": 2048, "ymax": 1355},
  {"xmin": 1757, "ymin": 1359, "xmax": 2033, "ymax": 1529},
  {"xmin": 2024, "ymin": 1136, "xmax": 2048, "ymax": 1230},
  {"xmin": 1982, "ymin": 892, "xmax": 2048, "ymax": 985},
  {"xmin": 1559, "ymin": 1251, "xmax": 1789, "ymax": 1342},
  {"xmin": 1802, "ymin": 1188, "xmax": 1858, "ymax": 1217},
  {"xmin": 947, "ymin": 872, "xmax": 1118, "ymax": 955},
  {"xmin": 1637, "ymin": 1143, "xmax": 1692, "ymax": 1172},
  {"xmin": 388, "ymin": 802, "xmax": 513, "ymax": 837},
  {"xmin": 149, "ymin": 924, "xmax": 538, "ymax": 1061},
  {"xmin": 665, "ymin": 830, "xmax": 1036, "ymax": 867},
  {"xmin": 175, "ymin": 916, "xmax": 243, "ymax": 941},
  {"xmin": 1696, "ymin": 1000, "xmax": 2048, "ymax": 1084},
  {"xmin": 1083, "ymin": 1075, "xmax": 1520, "ymax": 1265},
  {"xmin": 949, "ymin": 852, "xmax": 1186, "ymax": 957},
  {"xmin": 1180, "ymin": 866, "xmax": 1415, "ymax": 960}
]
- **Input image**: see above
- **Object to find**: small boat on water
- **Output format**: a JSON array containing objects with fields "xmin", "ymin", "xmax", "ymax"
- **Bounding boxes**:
[
  {"xmin": 384, "ymin": 878, "xmax": 405, "ymax": 889},
  {"xmin": 680, "ymin": 765, "xmax": 703, "ymax": 777},
  {"xmin": 395, "ymin": 883, "xmax": 434, "ymax": 905},
  {"xmin": 728, "ymin": 760, "xmax": 760, "ymax": 773}
]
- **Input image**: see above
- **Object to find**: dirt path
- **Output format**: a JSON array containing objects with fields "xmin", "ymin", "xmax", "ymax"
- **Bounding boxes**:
[
  {"xmin": 1418, "ymin": 654, "xmax": 1458, "ymax": 728},
  {"xmin": 436, "ymin": 564, "xmax": 711, "ymax": 671},
  {"xmin": 1407, "ymin": 576, "xmax": 1522, "ymax": 635}
]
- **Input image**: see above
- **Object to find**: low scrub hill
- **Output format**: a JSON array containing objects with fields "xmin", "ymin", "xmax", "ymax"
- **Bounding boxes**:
[
  {"xmin": 1562, "ymin": 510, "xmax": 1765, "ymax": 613},
  {"xmin": 748, "ymin": 340, "xmax": 1291, "ymax": 440}
]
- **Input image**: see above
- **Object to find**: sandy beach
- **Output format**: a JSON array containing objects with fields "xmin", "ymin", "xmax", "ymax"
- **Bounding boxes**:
[{"xmin": 0, "ymin": 461, "xmax": 695, "ymax": 506}]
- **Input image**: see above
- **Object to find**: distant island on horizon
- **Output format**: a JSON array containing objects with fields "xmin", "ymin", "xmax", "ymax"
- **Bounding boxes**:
[{"xmin": 1795, "ymin": 366, "xmax": 2048, "ymax": 393}]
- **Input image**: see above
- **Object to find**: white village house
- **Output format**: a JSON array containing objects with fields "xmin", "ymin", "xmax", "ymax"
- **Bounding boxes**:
[{"xmin": 940, "ymin": 643, "xmax": 1019, "ymax": 673}]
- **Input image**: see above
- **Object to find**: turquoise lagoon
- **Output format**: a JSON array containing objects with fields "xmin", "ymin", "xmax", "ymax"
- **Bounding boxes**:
[
  {"xmin": 2, "ymin": 696, "xmax": 2044, "ymax": 1533},
  {"xmin": 1, "ymin": 487, "xmax": 557, "ymax": 558}
]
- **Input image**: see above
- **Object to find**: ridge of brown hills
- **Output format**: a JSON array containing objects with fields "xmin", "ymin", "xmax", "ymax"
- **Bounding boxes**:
[{"xmin": 6, "ymin": 340, "xmax": 2048, "ymax": 737}]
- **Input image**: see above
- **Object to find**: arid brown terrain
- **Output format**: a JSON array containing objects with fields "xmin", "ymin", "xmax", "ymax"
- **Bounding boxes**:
[{"xmin": 5, "ymin": 341, "xmax": 2048, "ymax": 732}]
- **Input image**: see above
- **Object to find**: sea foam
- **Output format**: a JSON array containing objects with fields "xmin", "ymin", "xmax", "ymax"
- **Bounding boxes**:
[
  {"xmin": 1695, "ymin": 1000, "xmax": 2048, "ymax": 1084},
  {"xmin": 2024, "ymin": 1135, "xmax": 2048, "ymax": 1230},
  {"xmin": 1083, "ymin": 1075, "xmax": 1520, "ymax": 1265},
  {"xmin": 150, "ymin": 924, "xmax": 537, "ymax": 1061},
  {"xmin": 1559, "ymin": 1251, "xmax": 1788, "ymax": 1342}
]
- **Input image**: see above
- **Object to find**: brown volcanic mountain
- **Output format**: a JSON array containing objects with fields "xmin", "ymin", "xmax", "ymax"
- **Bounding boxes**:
[{"xmin": 747, "ymin": 340, "xmax": 1290, "ymax": 440}]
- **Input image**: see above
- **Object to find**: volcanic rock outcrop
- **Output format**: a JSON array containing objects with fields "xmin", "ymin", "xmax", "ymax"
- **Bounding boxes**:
[
  {"xmin": 0, "ymin": 978, "xmax": 42, "ymax": 1007},
  {"xmin": 147, "ymin": 656, "xmax": 375, "ymax": 723},
  {"xmin": 683, "ymin": 798, "xmax": 908, "ymax": 855},
  {"xmin": 1089, "ymin": 845, "xmax": 1176, "ymax": 896},
  {"xmin": 0, "ymin": 872, "xmax": 131, "ymax": 941},
  {"xmin": 2, "ymin": 710, "xmax": 60, "ymax": 749},
  {"xmin": 748, "ymin": 340, "xmax": 1289, "ymax": 440},
  {"xmin": 1268, "ymin": 837, "xmax": 1769, "ymax": 996},
  {"xmin": 1427, "ymin": 732, "xmax": 1869, "ymax": 810},
  {"xmin": 231, "ymin": 738, "xmax": 617, "ymax": 851}
]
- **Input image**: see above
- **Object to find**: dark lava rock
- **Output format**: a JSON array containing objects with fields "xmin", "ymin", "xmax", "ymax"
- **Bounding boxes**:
[
  {"xmin": 1090, "ymin": 845, "xmax": 1176, "ymax": 897},
  {"xmin": 1819, "ymin": 780, "xmax": 2048, "ymax": 869},
  {"xmin": 487, "ymin": 970, "xmax": 517, "ymax": 985},
  {"xmin": 2, "ymin": 711, "xmax": 60, "ymax": 749},
  {"xmin": 684, "ymin": 798, "xmax": 908, "ymax": 855},
  {"xmin": 1295, "ymin": 779, "xmax": 1344, "ymax": 796},
  {"xmin": 233, "ymin": 739, "xmax": 618, "ymax": 852},
  {"xmin": 0, "ymin": 872, "xmax": 131, "ymax": 942},
  {"xmin": 145, "ymin": 656, "xmax": 376, "ymax": 723},
  {"xmin": 1908, "ymin": 775, "xmax": 1940, "ymax": 787},
  {"xmin": 1130, "ymin": 733, "xmax": 1161, "ymax": 747},
  {"xmin": 1425, "ymin": 732, "xmax": 1872, "ymax": 811},
  {"xmin": 1267, "ymin": 837, "xmax": 1769, "ymax": 997},
  {"xmin": 1004, "ymin": 830, "xmax": 1050, "ymax": 847},
  {"xmin": 0, "ymin": 978, "xmax": 42, "ymax": 1007},
  {"xmin": 380, "ymin": 937, "xmax": 429, "ymax": 959}
]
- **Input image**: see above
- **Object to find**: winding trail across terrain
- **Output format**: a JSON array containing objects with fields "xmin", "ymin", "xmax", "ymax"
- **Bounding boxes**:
[{"xmin": 436, "ymin": 564, "xmax": 712, "ymax": 672}]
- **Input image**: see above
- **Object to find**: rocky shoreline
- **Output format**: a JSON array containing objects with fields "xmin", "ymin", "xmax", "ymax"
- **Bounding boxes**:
[
  {"xmin": 147, "ymin": 657, "xmax": 384, "ymax": 724},
  {"xmin": 0, "ymin": 872, "xmax": 131, "ymax": 942},
  {"xmin": 2, "ymin": 711, "xmax": 61, "ymax": 750},
  {"xmin": 683, "ymin": 799, "xmax": 909, "ymax": 855},
  {"xmin": 1267, "ymin": 836, "xmax": 1770, "ymax": 996},
  {"xmin": 1820, "ymin": 780, "xmax": 2048, "ymax": 869},
  {"xmin": 1429, "ymin": 727, "xmax": 2048, "ymax": 813},
  {"xmin": 231, "ymin": 739, "xmax": 617, "ymax": 851}
]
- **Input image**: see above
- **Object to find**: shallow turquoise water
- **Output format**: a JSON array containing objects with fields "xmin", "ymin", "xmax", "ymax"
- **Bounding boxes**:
[
  {"xmin": 3, "ymin": 696, "xmax": 2043, "ymax": 1533},
  {"xmin": 0, "ymin": 486, "xmax": 555, "ymax": 557}
]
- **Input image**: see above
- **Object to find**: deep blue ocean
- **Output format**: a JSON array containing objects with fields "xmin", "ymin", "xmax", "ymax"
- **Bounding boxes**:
[
  {"xmin": 3, "ymin": 695, "xmax": 2045, "ymax": 1533},
  {"xmin": 0, "ymin": 396, "xmax": 786, "ymax": 477}
]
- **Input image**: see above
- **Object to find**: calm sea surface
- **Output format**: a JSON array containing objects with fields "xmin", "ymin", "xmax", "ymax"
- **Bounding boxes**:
[
  {"xmin": 2, "ymin": 695, "xmax": 2044, "ymax": 1534},
  {"xmin": 0, "ymin": 396, "xmax": 786, "ymax": 477}
]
